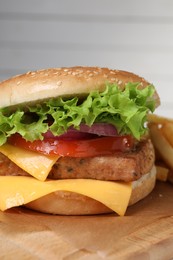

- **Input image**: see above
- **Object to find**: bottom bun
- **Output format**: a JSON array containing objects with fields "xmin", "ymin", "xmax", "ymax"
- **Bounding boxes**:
[{"xmin": 26, "ymin": 166, "xmax": 156, "ymax": 215}]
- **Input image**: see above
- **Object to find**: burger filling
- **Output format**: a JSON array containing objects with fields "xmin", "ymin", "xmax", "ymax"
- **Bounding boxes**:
[
  {"xmin": 0, "ymin": 83, "xmax": 155, "ymax": 157},
  {"xmin": 0, "ymin": 81, "xmax": 156, "ymax": 215}
]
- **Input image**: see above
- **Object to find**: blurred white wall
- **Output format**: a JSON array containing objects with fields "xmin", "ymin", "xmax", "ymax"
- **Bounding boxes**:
[{"xmin": 0, "ymin": 0, "xmax": 173, "ymax": 116}]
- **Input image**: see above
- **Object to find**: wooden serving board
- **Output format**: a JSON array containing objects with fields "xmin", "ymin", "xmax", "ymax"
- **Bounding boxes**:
[{"xmin": 1, "ymin": 181, "xmax": 173, "ymax": 259}]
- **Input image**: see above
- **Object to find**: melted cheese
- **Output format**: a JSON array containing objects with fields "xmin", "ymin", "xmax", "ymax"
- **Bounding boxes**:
[
  {"xmin": 0, "ymin": 176, "xmax": 132, "ymax": 216},
  {"xmin": 0, "ymin": 144, "xmax": 59, "ymax": 181}
]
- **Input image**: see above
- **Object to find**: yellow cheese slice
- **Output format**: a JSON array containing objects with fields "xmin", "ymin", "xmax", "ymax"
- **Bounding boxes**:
[
  {"xmin": 0, "ymin": 176, "xmax": 132, "ymax": 216},
  {"xmin": 0, "ymin": 144, "xmax": 59, "ymax": 181}
]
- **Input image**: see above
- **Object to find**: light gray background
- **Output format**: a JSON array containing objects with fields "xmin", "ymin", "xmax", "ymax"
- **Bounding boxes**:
[{"xmin": 0, "ymin": 0, "xmax": 173, "ymax": 116}]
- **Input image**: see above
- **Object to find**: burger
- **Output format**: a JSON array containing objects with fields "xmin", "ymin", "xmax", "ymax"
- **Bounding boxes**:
[{"xmin": 0, "ymin": 66, "xmax": 160, "ymax": 215}]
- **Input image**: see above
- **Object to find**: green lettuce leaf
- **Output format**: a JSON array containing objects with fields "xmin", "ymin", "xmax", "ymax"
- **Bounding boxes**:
[{"xmin": 0, "ymin": 83, "xmax": 156, "ymax": 145}]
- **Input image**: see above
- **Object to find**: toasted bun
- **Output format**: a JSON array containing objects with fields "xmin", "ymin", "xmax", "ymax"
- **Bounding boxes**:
[
  {"xmin": 0, "ymin": 67, "xmax": 160, "ymax": 108},
  {"xmin": 26, "ymin": 166, "xmax": 156, "ymax": 215}
]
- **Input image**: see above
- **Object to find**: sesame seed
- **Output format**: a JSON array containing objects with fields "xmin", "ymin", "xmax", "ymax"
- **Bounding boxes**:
[
  {"xmin": 53, "ymin": 72, "xmax": 60, "ymax": 75},
  {"xmin": 57, "ymin": 81, "xmax": 62, "ymax": 86},
  {"xmin": 30, "ymin": 72, "xmax": 36, "ymax": 76},
  {"xmin": 72, "ymin": 72, "xmax": 78, "ymax": 76},
  {"xmin": 17, "ymin": 81, "xmax": 21, "ymax": 85}
]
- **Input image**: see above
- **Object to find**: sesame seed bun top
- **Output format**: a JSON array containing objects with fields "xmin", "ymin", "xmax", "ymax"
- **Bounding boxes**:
[{"xmin": 0, "ymin": 66, "xmax": 160, "ymax": 108}]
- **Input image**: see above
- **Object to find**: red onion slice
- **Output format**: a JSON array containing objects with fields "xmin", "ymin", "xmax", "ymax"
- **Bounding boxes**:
[
  {"xmin": 43, "ymin": 123, "xmax": 117, "ymax": 140},
  {"xmin": 78, "ymin": 123, "xmax": 118, "ymax": 136}
]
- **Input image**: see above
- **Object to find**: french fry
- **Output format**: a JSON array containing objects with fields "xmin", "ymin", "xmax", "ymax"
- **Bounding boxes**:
[
  {"xmin": 161, "ymin": 123, "xmax": 173, "ymax": 148},
  {"xmin": 156, "ymin": 165, "xmax": 169, "ymax": 181},
  {"xmin": 147, "ymin": 114, "xmax": 173, "ymax": 125},
  {"xmin": 149, "ymin": 124, "xmax": 173, "ymax": 170},
  {"xmin": 148, "ymin": 114, "xmax": 173, "ymax": 183}
]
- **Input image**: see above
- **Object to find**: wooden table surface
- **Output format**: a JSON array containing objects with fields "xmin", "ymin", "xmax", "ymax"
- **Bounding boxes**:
[{"xmin": 0, "ymin": 181, "xmax": 173, "ymax": 260}]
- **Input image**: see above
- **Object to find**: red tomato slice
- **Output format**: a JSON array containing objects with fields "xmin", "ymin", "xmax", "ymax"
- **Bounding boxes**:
[{"xmin": 8, "ymin": 134, "xmax": 134, "ymax": 157}]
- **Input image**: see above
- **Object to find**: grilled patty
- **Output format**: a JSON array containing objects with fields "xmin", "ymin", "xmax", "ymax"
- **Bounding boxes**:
[{"xmin": 0, "ymin": 138, "xmax": 154, "ymax": 182}]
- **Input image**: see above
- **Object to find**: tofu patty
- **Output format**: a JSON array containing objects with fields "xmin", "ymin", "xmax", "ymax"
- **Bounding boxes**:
[{"xmin": 0, "ymin": 138, "xmax": 154, "ymax": 182}]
